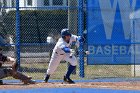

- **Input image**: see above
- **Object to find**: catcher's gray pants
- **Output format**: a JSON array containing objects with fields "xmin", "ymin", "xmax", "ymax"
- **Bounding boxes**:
[
  {"xmin": 0, "ymin": 68, "xmax": 33, "ymax": 84},
  {"xmin": 0, "ymin": 68, "xmax": 13, "ymax": 79}
]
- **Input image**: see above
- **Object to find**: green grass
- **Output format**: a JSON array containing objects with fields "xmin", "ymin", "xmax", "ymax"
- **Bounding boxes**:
[{"xmin": 19, "ymin": 63, "xmax": 132, "ymax": 80}]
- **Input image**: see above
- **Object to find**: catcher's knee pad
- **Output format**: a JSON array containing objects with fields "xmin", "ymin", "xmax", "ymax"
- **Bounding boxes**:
[{"xmin": 3, "ymin": 68, "xmax": 13, "ymax": 76}]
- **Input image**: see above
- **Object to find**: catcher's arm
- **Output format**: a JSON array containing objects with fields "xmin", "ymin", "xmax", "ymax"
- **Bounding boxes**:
[
  {"xmin": 0, "ymin": 54, "xmax": 18, "ymax": 71},
  {"xmin": 6, "ymin": 57, "xmax": 18, "ymax": 72},
  {"xmin": 6, "ymin": 57, "xmax": 16, "ymax": 62}
]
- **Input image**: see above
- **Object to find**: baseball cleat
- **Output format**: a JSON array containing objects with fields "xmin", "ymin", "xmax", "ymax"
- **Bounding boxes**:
[
  {"xmin": 44, "ymin": 74, "xmax": 50, "ymax": 83},
  {"xmin": 63, "ymin": 76, "xmax": 75, "ymax": 84}
]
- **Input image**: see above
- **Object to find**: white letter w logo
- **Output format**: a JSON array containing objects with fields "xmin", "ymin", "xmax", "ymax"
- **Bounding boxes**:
[{"xmin": 99, "ymin": 0, "xmax": 136, "ymax": 40}]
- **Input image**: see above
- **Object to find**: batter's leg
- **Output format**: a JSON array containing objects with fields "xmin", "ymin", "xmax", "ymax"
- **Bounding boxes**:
[
  {"xmin": 44, "ymin": 53, "xmax": 64, "ymax": 82},
  {"xmin": 63, "ymin": 55, "xmax": 77, "ymax": 84}
]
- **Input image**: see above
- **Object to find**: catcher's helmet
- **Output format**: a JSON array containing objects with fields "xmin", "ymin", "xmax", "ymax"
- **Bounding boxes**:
[{"xmin": 61, "ymin": 28, "xmax": 71, "ymax": 38}]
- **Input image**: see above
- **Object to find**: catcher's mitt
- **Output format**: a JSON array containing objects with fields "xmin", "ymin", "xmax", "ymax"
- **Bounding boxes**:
[{"xmin": 12, "ymin": 62, "xmax": 18, "ymax": 72}]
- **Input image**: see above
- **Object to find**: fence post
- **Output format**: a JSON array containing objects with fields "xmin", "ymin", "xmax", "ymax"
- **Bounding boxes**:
[
  {"xmin": 16, "ymin": 0, "xmax": 20, "ymax": 70},
  {"xmin": 68, "ymin": 0, "xmax": 78, "ymax": 75},
  {"xmin": 68, "ymin": 0, "xmax": 78, "ymax": 34},
  {"xmin": 78, "ymin": 0, "xmax": 84, "ymax": 78}
]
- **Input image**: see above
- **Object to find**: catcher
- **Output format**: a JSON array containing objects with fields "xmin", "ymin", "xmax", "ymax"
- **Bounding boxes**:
[{"xmin": 0, "ymin": 47, "xmax": 36, "ymax": 85}]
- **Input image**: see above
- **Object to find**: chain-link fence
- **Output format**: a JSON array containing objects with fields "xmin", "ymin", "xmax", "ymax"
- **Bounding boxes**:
[
  {"xmin": 1, "ymin": 0, "xmax": 140, "ymax": 80},
  {"xmin": 86, "ymin": 0, "xmax": 140, "ymax": 79},
  {"xmin": 0, "ymin": 0, "xmax": 82, "ymax": 80}
]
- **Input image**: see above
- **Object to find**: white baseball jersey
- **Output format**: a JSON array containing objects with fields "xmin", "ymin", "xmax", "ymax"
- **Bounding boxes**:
[
  {"xmin": 46, "ymin": 34, "xmax": 79, "ymax": 75},
  {"xmin": 53, "ymin": 34, "xmax": 79, "ymax": 54}
]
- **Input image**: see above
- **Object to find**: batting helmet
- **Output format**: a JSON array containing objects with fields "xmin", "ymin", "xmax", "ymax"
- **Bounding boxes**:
[{"xmin": 61, "ymin": 28, "xmax": 71, "ymax": 38}]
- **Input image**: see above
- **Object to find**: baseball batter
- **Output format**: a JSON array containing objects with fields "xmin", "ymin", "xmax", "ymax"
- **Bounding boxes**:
[
  {"xmin": 0, "ymin": 47, "xmax": 36, "ymax": 85},
  {"xmin": 44, "ymin": 28, "xmax": 84, "ymax": 84}
]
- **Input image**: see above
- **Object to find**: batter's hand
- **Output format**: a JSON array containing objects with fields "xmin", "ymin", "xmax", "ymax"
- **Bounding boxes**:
[
  {"xmin": 77, "ymin": 36, "xmax": 85, "ymax": 42},
  {"xmin": 69, "ymin": 49, "xmax": 75, "ymax": 58},
  {"xmin": 85, "ymin": 51, "xmax": 90, "ymax": 55},
  {"xmin": 70, "ymin": 49, "xmax": 75, "ymax": 54}
]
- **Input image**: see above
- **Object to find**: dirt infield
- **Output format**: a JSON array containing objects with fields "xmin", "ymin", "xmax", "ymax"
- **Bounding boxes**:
[{"xmin": 0, "ymin": 82, "xmax": 140, "ymax": 90}]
